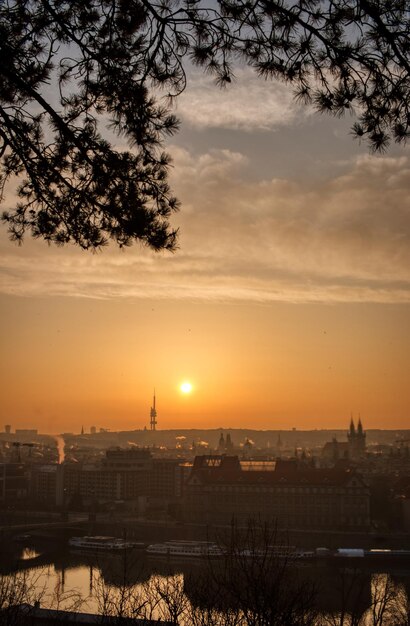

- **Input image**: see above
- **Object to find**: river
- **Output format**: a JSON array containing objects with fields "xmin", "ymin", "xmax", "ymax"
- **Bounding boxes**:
[{"xmin": 1, "ymin": 540, "xmax": 410, "ymax": 623}]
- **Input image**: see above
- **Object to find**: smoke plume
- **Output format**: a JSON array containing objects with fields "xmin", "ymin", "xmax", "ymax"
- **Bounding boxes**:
[{"xmin": 55, "ymin": 436, "xmax": 65, "ymax": 464}]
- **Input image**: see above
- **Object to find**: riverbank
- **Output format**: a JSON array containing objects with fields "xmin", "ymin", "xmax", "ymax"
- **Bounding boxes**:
[{"xmin": 90, "ymin": 518, "xmax": 410, "ymax": 551}]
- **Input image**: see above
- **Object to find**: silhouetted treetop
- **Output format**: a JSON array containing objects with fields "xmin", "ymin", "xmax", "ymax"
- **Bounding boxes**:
[{"xmin": 1, "ymin": 0, "xmax": 409, "ymax": 249}]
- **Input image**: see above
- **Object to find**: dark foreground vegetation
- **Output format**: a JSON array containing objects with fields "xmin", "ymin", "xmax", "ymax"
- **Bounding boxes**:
[
  {"xmin": 1, "ymin": 1, "xmax": 410, "ymax": 249},
  {"xmin": 1, "ymin": 523, "xmax": 409, "ymax": 625}
]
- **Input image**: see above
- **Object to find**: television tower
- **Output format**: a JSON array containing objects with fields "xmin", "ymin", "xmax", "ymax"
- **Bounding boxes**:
[{"xmin": 150, "ymin": 390, "xmax": 157, "ymax": 431}]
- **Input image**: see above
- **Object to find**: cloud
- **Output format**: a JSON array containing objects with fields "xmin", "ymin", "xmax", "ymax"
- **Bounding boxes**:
[
  {"xmin": 176, "ymin": 68, "xmax": 303, "ymax": 131},
  {"xmin": 0, "ymin": 149, "xmax": 409, "ymax": 304}
]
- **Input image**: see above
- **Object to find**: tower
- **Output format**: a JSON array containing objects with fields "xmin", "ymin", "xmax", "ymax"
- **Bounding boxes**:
[
  {"xmin": 347, "ymin": 417, "xmax": 355, "ymax": 447},
  {"xmin": 150, "ymin": 390, "xmax": 157, "ymax": 431},
  {"xmin": 356, "ymin": 415, "xmax": 366, "ymax": 455},
  {"xmin": 347, "ymin": 416, "xmax": 366, "ymax": 459}
]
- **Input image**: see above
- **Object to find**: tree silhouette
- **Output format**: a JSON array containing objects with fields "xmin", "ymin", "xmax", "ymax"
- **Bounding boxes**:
[
  {"xmin": 1, "ymin": 0, "xmax": 409, "ymax": 249},
  {"xmin": 187, "ymin": 521, "xmax": 317, "ymax": 626}
]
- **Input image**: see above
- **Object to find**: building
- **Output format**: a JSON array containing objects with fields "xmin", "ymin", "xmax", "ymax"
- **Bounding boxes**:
[
  {"xmin": 347, "ymin": 417, "xmax": 366, "ymax": 459},
  {"xmin": 218, "ymin": 432, "xmax": 234, "ymax": 453},
  {"xmin": 15, "ymin": 429, "xmax": 38, "ymax": 436},
  {"xmin": 149, "ymin": 458, "xmax": 183, "ymax": 499},
  {"xmin": 0, "ymin": 463, "xmax": 29, "ymax": 502},
  {"xmin": 322, "ymin": 417, "xmax": 366, "ymax": 462},
  {"xmin": 0, "ymin": 464, "xmax": 4, "ymax": 501},
  {"xmin": 62, "ymin": 448, "xmax": 152, "ymax": 505},
  {"xmin": 183, "ymin": 455, "xmax": 370, "ymax": 530},
  {"xmin": 30, "ymin": 464, "xmax": 58, "ymax": 504},
  {"xmin": 28, "ymin": 448, "xmax": 185, "ymax": 512}
]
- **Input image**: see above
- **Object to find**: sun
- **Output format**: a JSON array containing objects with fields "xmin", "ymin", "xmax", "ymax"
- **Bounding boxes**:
[{"xmin": 180, "ymin": 381, "xmax": 193, "ymax": 394}]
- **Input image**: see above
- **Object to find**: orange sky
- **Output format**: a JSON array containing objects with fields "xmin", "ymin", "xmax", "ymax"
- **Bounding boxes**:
[
  {"xmin": 0, "ymin": 294, "xmax": 408, "ymax": 433},
  {"xmin": 0, "ymin": 70, "xmax": 409, "ymax": 433}
]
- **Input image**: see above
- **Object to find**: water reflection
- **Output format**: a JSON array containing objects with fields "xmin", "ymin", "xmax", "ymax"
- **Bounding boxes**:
[
  {"xmin": 362, "ymin": 573, "xmax": 410, "ymax": 626},
  {"xmin": 19, "ymin": 547, "xmax": 41, "ymax": 560},
  {"xmin": 0, "ymin": 545, "xmax": 409, "ymax": 622}
]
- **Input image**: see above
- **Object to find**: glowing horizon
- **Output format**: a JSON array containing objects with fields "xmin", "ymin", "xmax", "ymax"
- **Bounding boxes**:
[
  {"xmin": 0, "ymin": 295, "xmax": 408, "ymax": 434},
  {"xmin": 0, "ymin": 70, "xmax": 408, "ymax": 434}
]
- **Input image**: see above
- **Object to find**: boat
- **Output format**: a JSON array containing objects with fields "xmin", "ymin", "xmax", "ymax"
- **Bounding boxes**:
[
  {"xmin": 69, "ymin": 536, "xmax": 145, "ymax": 552},
  {"xmin": 335, "ymin": 548, "xmax": 365, "ymax": 558},
  {"xmin": 237, "ymin": 545, "xmax": 304, "ymax": 559},
  {"xmin": 146, "ymin": 540, "xmax": 226, "ymax": 558},
  {"xmin": 365, "ymin": 549, "xmax": 410, "ymax": 559}
]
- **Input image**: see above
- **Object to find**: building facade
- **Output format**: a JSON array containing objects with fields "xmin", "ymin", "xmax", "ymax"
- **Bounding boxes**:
[
  {"xmin": 183, "ymin": 455, "xmax": 370, "ymax": 530},
  {"xmin": 0, "ymin": 463, "xmax": 29, "ymax": 502},
  {"xmin": 30, "ymin": 448, "xmax": 184, "ymax": 511}
]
